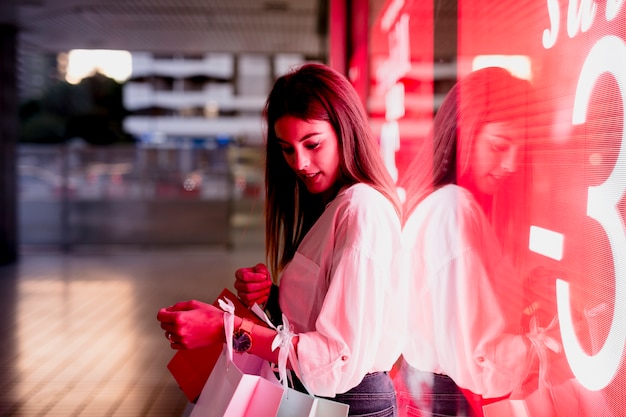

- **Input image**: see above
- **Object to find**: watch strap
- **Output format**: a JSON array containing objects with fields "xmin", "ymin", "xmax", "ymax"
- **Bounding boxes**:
[
  {"xmin": 239, "ymin": 318, "xmax": 254, "ymax": 334},
  {"xmin": 232, "ymin": 318, "xmax": 254, "ymax": 353}
]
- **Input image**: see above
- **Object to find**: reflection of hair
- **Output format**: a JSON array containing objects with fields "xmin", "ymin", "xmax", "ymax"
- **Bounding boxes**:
[
  {"xmin": 264, "ymin": 63, "xmax": 401, "ymax": 278},
  {"xmin": 400, "ymin": 67, "xmax": 533, "ymax": 267},
  {"xmin": 400, "ymin": 66, "xmax": 533, "ymax": 222}
]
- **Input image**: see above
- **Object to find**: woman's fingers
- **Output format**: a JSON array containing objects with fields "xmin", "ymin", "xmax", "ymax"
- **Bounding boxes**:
[
  {"xmin": 234, "ymin": 264, "xmax": 271, "ymax": 307},
  {"xmin": 157, "ymin": 302, "xmax": 225, "ymax": 350}
]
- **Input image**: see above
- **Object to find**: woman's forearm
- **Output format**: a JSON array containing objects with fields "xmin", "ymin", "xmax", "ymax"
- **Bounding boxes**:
[{"xmin": 232, "ymin": 315, "xmax": 299, "ymax": 369}]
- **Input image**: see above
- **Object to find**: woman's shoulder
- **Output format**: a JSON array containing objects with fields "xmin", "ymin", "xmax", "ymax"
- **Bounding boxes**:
[
  {"xmin": 330, "ymin": 184, "xmax": 401, "ymax": 251},
  {"xmin": 422, "ymin": 184, "xmax": 481, "ymax": 212},
  {"xmin": 405, "ymin": 184, "xmax": 485, "ymax": 230},
  {"xmin": 337, "ymin": 183, "xmax": 395, "ymax": 210},
  {"xmin": 340, "ymin": 182, "xmax": 382, "ymax": 198},
  {"xmin": 403, "ymin": 185, "xmax": 493, "ymax": 258},
  {"xmin": 333, "ymin": 183, "xmax": 399, "ymax": 222}
]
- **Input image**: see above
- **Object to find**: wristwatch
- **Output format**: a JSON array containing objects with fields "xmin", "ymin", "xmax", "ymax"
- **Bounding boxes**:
[{"xmin": 232, "ymin": 318, "xmax": 254, "ymax": 353}]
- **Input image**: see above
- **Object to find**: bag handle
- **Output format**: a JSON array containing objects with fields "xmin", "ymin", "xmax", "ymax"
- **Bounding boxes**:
[
  {"xmin": 218, "ymin": 297, "xmax": 236, "ymax": 364},
  {"xmin": 218, "ymin": 297, "xmax": 312, "ymax": 394},
  {"xmin": 271, "ymin": 314, "xmax": 310, "ymax": 392}
]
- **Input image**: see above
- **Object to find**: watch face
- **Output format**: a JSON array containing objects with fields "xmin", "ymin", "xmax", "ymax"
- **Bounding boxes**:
[{"xmin": 233, "ymin": 330, "xmax": 252, "ymax": 352}]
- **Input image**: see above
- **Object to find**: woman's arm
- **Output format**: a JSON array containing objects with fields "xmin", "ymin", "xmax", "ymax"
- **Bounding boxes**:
[
  {"xmin": 157, "ymin": 300, "xmax": 299, "ymax": 367},
  {"xmin": 403, "ymin": 186, "xmax": 529, "ymax": 398},
  {"xmin": 435, "ymin": 250, "xmax": 530, "ymax": 398},
  {"xmin": 233, "ymin": 314, "xmax": 300, "ymax": 365},
  {"xmin": 286, "ymin": 185, "xmax": 403, "ymax": 395}
]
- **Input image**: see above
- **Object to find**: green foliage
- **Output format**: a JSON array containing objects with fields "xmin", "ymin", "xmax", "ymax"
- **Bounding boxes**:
[{"xmin": 19, "ymin": 72, "xmax": 134, "ymax": 145}]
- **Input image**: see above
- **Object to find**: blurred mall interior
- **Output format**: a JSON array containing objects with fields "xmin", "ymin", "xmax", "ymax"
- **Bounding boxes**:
[{"xmin": 0, "ymin": 0, "xmax": 330, "ymax": 415}]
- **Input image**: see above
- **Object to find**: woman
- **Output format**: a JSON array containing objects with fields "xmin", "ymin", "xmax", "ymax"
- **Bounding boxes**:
[
  {"xmin": 158, "ymin": 63, "xmax": 404, "ymax": 416},
  {"xmin": 397, "ymin": 67, "xmax": 539, "ymax": 416}
]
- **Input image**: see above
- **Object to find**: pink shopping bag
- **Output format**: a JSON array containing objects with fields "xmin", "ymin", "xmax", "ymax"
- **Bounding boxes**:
[
  {"xmin": 190, "ymin": 345, "xmax": 284, "ymax": 417},
  {"xmin": 189, "ymin": 294, "xmax": 349, "ymax": 417}
]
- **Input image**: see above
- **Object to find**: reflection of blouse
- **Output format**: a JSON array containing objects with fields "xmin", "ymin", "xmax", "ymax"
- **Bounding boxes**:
[
  {"xmin": 401, "ymin": 184, "xmax": 528, "ymax": 398},
  {"xmin": 278, "ymin": 183, "xmax": 404, "ymax": 397}
]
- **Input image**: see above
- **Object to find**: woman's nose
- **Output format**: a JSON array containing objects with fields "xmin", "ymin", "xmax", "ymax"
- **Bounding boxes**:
[
  {"xmin": 293, "ymin": 151, "xmax": 309, "ymax": 171},
  {"xmin": 502, "ymin": 147, "xmax": 519, "ymax": 173}
]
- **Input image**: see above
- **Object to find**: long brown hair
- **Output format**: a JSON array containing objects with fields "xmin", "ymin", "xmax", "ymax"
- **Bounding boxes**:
[
  {"xmin": 400, "ymin": 67, "xmax": 533, "ymax": 216},
  {"xmin": 399, "ymin": 66, "xmax": 533, "ymax": 261},
  {"xmin": 264, "ymin": 63, "xmax": 401, "ymax": 281}
]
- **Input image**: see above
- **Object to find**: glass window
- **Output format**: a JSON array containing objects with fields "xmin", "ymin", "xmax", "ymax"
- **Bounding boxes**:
[{"xmin": 363, "ymin": 1, "xmax": 626, "ymax": 415}]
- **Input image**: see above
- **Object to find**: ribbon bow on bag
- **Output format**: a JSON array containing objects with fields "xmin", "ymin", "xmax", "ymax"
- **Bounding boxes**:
[
  {"xmin": 247, "ymin": 303, "xmax": 312, "ymax": 393},
  {"xmin": 525, "ymin": 315, "xmax": 561, "ymax": 393},
  {"xmin": 217, "ymin": 299, "xmax": 349, "ymax": 417},
  {"xmin": 271, "ymin": 314, "xmax": 311, "ymax": 391},
  {"xmin": 218, "ymin": 297, "xmax": 305, "ymax": 390},
  {"xmin": 483, "ymin": 315, "xmax": 564, "ymax": 417}
]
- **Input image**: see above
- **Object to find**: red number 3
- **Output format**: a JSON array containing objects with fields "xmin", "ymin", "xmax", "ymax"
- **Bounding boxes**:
[{"xmin": 557, "ymin": 35, "xmax": 626, "ymax": 391}]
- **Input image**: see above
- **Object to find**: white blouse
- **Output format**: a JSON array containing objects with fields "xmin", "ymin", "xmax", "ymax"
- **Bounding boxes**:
[
  {"xmin": 278, "ymin": 183, "xmax": 405, "ymax": 396},
  {"xmin": 401, "ymin": 184, "xmax": 528, "ymax": 398}
]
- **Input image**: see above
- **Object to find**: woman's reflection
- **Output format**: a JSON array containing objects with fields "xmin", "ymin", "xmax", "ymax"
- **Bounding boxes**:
[{"xmin": 397, "ymin": 66, "xmax": 540, "ymax": 416}]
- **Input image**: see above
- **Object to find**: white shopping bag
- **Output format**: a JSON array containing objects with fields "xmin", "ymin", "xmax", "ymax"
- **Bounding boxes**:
[
  {"xmin": 258, "ymin": 307, "xmax": 349, "ymax": 417},
  {"xmin": 191, "ymin": 297, "xmax": 349, "ymax": 417},
  {"xmin": 276, "ymin": 385, "xmax": 349, "ymax": 417},
  {"xmin": 190, "ymin": 345, "xmax": 284, "ymax": 417}
]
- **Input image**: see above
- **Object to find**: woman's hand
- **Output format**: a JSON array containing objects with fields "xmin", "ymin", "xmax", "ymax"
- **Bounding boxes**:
[
  {"xmin": 157, "ymin": 300, "xmax": 225, "ymax": 349},
  {"xmin": 234, "ymin": 263, "xmax": 272, "ymax": 307}
]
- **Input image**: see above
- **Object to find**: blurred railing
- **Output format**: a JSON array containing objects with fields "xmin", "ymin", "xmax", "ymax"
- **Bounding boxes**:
[{"xmin": 17, "ymin": 140, "xmax": 264, "ymax": 249}]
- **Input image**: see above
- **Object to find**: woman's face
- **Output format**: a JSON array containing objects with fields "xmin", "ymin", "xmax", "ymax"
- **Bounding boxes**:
[
  {"xmin": 274, "ymin": 115, "xmax": 341, "ymax": 196},
  {"xmin": 466, "ymin": 121, "xmax": 522, "ymax": 195}
]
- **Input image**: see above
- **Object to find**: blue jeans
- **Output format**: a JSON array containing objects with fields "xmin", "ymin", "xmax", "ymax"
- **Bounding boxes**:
[
  {"xmin": 431, "ymin": 373, "xmax": 480, "ymax": 417},
  {"xmin": 324, "ymin": 372, "xmax": 398, "ymax": 417}
]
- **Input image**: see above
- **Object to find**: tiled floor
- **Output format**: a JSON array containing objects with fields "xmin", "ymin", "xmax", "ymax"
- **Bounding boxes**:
[{"xmin": 0, "ymin": 225, "xmax": 265, "ymax": 417}]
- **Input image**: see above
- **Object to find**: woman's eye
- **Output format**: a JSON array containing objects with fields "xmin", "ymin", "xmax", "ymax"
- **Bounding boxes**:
[
  {"xmin": 281, "ymin": 147, "xmax": 294, "ymax": 155},
  {"xmin": 306, "ymin": 142, "xmax": 321, "ymax": 150},
  {"xmin": 490, "ymin": 141, "xmax": 510, "ymax": 152}
]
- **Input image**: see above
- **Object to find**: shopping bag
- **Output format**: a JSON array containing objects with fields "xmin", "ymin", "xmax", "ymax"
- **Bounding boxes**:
[
  {"xmin": 276, "ymin": 386, "xmax": 349, "ymax": 417},
  {"xmin": 190, "ymin": 345, "xmax": 284, "ymax": 417},
  {"xmin": 483, "ymin": 315, "xmax": 561, "ymax": 417},
  {"xmin": 167, "ymin": 288, "xmax": 269, "ymax": 402},
  {"xmin": 267, "ymin": 313, "xmax": 349, "ymax": 417},
  {"xmin": 483, "ymin": 315, "xmax": 612, "ymax": 417},
  {"xmin": 167, "ymin": 342, "xmax": 222, "ymax": 403},
  {"xmin": 185, "ymin": 292, "xmax": 349, "ymax": 417},
  {"xmin": 313, "ymin": 396, "xmax": 350, "ymax": 417}
]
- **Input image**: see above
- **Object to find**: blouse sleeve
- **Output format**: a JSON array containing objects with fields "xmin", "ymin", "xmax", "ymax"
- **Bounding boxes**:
[
  {"xmin": 434, "ymin": 248, "xmax": 529, "ymax": 398},
  {"xmin": 429, "ymin": 192, "xmax": 529, "ymax": 398},
  {"xmin": 295, "ymin": 188, "xmax": 402, "ymax": 396}
]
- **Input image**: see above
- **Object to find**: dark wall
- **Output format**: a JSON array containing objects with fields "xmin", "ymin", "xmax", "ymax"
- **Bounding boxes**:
[{"xmin": 0, "ymin": 25, "xmax": 18, "ymax": 265}]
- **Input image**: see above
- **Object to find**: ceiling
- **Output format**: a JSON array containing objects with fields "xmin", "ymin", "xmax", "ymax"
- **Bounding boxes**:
[{"xmin": 3, "ymin": 0, "xmax": 327, "ymax": 58}]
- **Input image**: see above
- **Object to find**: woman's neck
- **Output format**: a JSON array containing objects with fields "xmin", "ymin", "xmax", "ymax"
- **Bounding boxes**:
[{"xmin": 320, "ymin": 181, "xmax": 344, "ymax": 207}]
